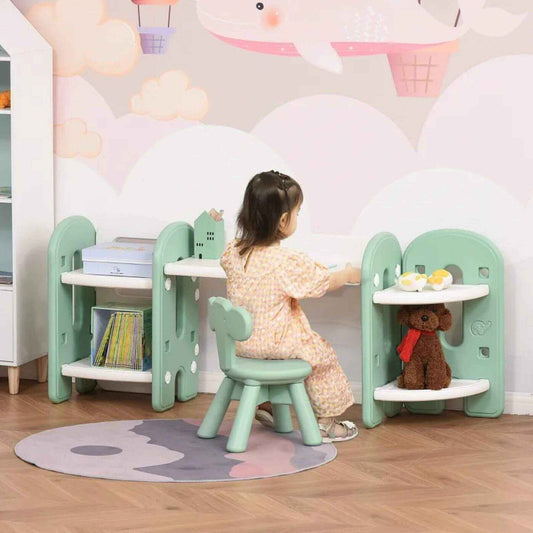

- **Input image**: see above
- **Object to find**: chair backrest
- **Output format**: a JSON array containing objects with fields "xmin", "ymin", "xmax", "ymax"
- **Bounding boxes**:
[{"xmin": 208, "ymin": 297, "xmax": 253, "ymax": 373}]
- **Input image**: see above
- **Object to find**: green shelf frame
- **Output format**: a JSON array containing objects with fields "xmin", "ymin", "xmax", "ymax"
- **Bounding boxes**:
[
  {"xmin": 48, "ymin": 216, "xmax": 199, "ymax": 411},
  {"xmin": 361, "ymin": 229, "xmax": 504, "ymax": 428}
]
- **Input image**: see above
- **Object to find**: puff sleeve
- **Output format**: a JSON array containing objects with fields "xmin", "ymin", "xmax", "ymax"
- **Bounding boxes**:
[
  {"xmin": 219, "ymin": 240, "xmax": 234, "ymax": 274},
  {"xmin": 277, "ymin": 250, "xmax": 330, "ymax": 299}
]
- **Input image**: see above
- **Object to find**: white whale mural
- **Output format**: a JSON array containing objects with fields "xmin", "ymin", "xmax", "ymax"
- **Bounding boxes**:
[{"xmin": 196, "ymin": 0, "xmax": 525, "ymax": 96}]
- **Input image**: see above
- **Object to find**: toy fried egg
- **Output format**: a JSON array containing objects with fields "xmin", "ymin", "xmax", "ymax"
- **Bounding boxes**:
[
  {"xmin": 397, "ymin": 272, "xmax": 427, "ymax": 292},
  {"xmin": 427, "ymin": 269, "xmax": 453, "ymax": 291}
]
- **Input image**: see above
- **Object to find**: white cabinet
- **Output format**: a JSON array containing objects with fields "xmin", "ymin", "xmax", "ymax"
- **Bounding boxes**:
[
  {"xmin": 0, "ymin": 289, "xmax": 13, "ymax": 363},
  {"xmin": 0, "ymin": 0, "xmax": 53, "ymax": 393}
]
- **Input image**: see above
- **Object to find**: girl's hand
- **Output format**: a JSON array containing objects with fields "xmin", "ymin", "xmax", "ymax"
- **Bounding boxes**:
[
  {"xmin": 327, "ymin": 263, "xmax": 361, "ymax": 292},
  {"xmin": 345, "ymin": 263, "xmax": 361, "ymax": 285},
  {"xmin": 208, "ymin": 208, "xmax": 224, "ymax": 222}
]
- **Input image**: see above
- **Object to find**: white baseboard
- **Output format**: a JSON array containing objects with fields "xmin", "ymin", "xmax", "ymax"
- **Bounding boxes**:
[{"xmin": 197, "ymin": 372, "xmax": 533, "ymax": 416}]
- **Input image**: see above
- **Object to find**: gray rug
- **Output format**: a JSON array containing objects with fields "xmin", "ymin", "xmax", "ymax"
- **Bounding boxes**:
[{"xmin": 15, "ymin": 418, "xmax": 336, "ymax": 483}]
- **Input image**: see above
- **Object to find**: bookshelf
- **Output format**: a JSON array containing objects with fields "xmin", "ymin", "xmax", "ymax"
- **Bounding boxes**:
[
  {"xmin": 0, "ymin": 3, "xmax": 54, "ymax": 394},
  {"xmin": 49, "ymin": 218, "xmax": 200, "ymax": 412}
]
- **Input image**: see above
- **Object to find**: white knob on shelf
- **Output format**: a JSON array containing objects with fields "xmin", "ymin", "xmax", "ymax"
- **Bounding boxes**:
[
  {"xmin": 395, "ymin": 264, "xmax": 401, "ymax": 278},
  {"xmin": 194, "ymin": 344, "xmax": 200, "ymax": 357},
  {"xmin": 165, "ymin": 278, "xmax": 172, "ymax": 291},
  {"xmin": 191, "ymin": 361, "xmax": 197, "ymax": 374},
  {"xmin": 195, "ymin": 288, "xmax": 200, "ymax": 301},
  {"xmin": 191, "ymin": 276, "xmax": 197, "ymax": 282},
  {"xmin": 165, "ymin": 371, "xmax": 172, "ymax": 384},
  {"xmin": 374, "ymin": 273, "xmax": 380, "ymax": 288}
]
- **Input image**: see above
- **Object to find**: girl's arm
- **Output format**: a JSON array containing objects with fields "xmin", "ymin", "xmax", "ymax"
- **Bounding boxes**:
[{"xmin": 327, "ymin": 264, "xmax": 361, "ymax": 292}]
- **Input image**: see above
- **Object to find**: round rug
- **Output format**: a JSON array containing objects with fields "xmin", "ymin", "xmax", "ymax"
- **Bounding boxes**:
[{"xmin": 15, "ymin": 418, "xmax": 336, "ymax": 483}]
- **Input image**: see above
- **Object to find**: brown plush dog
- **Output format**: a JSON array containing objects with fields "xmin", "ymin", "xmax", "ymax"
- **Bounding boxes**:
[{"xmin": 397, "ymin": 304, "xmax": 452, "ymax": 390}]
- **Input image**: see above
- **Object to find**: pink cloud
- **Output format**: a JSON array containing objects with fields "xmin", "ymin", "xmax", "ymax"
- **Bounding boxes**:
[
  {"xmin": 130, "ymin": 70, "xmax": 209, "ymax": 121},
  {"xmin": 54, "ymin": 118, "xmax": 102, "ymax": 158},
  {"xmin": 27, "ymin": 0, "xmax": 140, "ymax": 77},
  {"xmin": 54, "ymin": 76, "xmax": 196, "ymax": 190}
]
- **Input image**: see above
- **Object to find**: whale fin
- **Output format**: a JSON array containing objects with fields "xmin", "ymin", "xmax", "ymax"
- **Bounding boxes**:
[
  {"xmin": 294, "ymin": 42, "xmax": 343, "ymax": 75},
  {"xmin": 458, "ymin": 0, "xmax": 526, "ymax": 37}
]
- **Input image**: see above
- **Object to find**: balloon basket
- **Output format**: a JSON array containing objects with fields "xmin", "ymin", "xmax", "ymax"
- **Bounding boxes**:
[
  {"xmin": 138, "ymin": 27, "xmax": 176, "ymax": 55},
  {"xmin": 387, "ymin": 41, "xmax": 459, "ymax": 97}
]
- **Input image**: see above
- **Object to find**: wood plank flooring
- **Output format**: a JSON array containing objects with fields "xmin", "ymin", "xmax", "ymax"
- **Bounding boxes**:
[{"xmin": 1, "ymin": 379, "xmax": 533, "ymax": 532}]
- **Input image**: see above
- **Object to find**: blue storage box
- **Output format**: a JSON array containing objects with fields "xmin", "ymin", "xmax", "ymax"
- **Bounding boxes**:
[{"xmin": 82, "ymin": 242, "xmax": 154, "ymax": 278}]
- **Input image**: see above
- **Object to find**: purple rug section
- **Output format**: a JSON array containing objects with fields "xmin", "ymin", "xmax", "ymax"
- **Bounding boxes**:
[{"xmin": 15, "ymin": 419, "xmax": 336, "ymax": 483}]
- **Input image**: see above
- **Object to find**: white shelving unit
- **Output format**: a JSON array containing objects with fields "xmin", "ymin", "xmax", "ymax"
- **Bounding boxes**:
[
  {"xmin": 373, "ymin": 284, "xmax": 489, "ymax": 305},
  {"xmin": 0, "ymin": 2, "xmax": 53, "ymax": 394},
  {"xmin": 374, "ymin": 378, "xmax": 490, "ymax": 402}
]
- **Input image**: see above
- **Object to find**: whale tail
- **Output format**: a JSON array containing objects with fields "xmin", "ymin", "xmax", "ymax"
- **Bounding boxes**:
[{"xmin": 458, "ymin": 0, "xmax": 526, "ymax": 37}]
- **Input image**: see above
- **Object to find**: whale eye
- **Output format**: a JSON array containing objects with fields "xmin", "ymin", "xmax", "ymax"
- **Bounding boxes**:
[{"xmin": 256, "ymin": 2, "xmax": 264, "ymax": 10}]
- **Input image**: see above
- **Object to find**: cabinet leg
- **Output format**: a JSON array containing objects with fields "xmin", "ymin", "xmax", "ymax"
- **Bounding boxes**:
[
  {"xmin": 36, "ymin": 355, "xmax": 48, "ymax": 383},
  {"xmin": 8, "ymin": 367, "xmax": 20, "ymax": 395}
]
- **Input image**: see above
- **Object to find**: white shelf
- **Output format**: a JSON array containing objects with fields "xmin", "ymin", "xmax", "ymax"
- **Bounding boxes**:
[
  {"xmin": 163, "ymin": 257, "xmax": 360, "ymax": 285},
  {"xmin": 0, "ymin": 109, "xmax": 11, "ymax": 115},
  {"xmin": 0, "ymin": 284, "xmax": 13, "ymax": 292},
  {"xmin": 164, "ymin": 258, "xmax": 226, "ymax": 279},
  {"xmin": 62, "ymin": 357, "xmax": 152, "ymax": 383},
  {"xmin": 0, "ymin": 197, "xmax": 11, "ymax": 204},
  {"xmin": 374, "ymin": 378, "xmax": 490, "ymax": 402},
  {"xmin": 61, "ymin": 269, "xmax": 152, "ymax": 290},
  {"xmin": 373, "ymin": 284, "xmax": 489, "ymax": 305}
]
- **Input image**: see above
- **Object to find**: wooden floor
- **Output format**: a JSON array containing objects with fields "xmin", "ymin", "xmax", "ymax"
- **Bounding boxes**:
[{"xmin": 1, "ymin": 380, "xmax": 533, "ymax": 533}]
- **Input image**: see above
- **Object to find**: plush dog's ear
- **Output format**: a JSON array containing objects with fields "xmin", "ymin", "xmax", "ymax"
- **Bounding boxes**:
[
  {"xmin": 397, "ymin": 306, "xmax": 410, "ymax": 326},
  {"xmin": 436, "ymin": 304, "xmax": 452, "ymax": 331}
]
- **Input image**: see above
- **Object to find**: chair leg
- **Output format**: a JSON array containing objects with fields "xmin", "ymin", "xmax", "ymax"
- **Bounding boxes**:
[
  {"xmin": 226, "ymin": 384, "xmax": 260, "ymax": 453},
  {"xmin": 289, "ymin": 382, "xmax": 322, "ymax": 446},
  {"xmin": 272, "ymin": 404, "xmax": 293, "ymax": 433},
  {"xmin": 198, "ymin": 377, "xmax": 235, "ymax": 439}
]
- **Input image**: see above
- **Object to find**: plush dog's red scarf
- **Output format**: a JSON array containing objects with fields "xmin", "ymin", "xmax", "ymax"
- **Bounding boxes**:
[{"xmin": 397, "ymin": 330, "xmax": 436, "ymax": 363}]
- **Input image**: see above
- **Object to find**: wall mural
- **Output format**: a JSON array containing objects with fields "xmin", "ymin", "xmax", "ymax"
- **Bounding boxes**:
[
  {"xmin": 196, "ymin": 0, "xmax": 524, "ymax": 96},
  {"xmin": 14, "ymin": 0, "xmax": 533, "ymax": 393}
]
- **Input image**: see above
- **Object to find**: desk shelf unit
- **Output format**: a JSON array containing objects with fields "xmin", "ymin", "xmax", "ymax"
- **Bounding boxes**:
[
  {"xmin": 0, "ymin": 4, "xmax": 53, "ymax": 395},
  {"xmin": 48, "ymin": 216, "xmax": 200, "ymax": 411},
  {"xmin": 361, "ymin": 230, "xmax": 504, "ymax": 428}
]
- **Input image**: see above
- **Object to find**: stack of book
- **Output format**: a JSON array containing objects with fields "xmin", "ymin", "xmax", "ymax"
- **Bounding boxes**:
[
  {"xmin": 94, "ymin": 312, "xmax": 147, "ymax": 371},
  {"xmin": 0, "ymin": 271, "xmax": 12, "ymax": 285},
  {"xmin": 0, "ymin": 186, "xmax": 11, "ymax": 199}
]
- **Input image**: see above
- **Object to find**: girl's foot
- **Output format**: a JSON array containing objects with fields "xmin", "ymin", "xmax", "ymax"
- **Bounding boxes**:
[
  {"xmin": 318, "ymin": 418, "xmax": 358, "ymax": 443},
  {"xmin": 255, "ymin": 401, "xmax": 274, "ymax": 429}
]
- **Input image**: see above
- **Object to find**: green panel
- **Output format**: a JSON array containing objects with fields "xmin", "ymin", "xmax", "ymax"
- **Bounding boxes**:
[
  {"xmin": 361, "ymin": 233, "xmax": 403, "ymax": 428},
  {"xmin": 194, "ymin": 211, "xmax": 225, "ymax": 260},
  {"xmin": 152, "ymin": 222, "xmax": 198, "ymax": 412},
  {"xmin": 0, "ymin": 62, "xmax": 9, "ymax": 92},
  {"xmin": 48, "ymin": 216, "xmax": 96, "ymax": 403},
  {"xmin": 403, "ymin": 230, "xmax": 504, "ymax": 418},
  {"xmin": 0, "ymin": 204, "xmax": 12, "ymax": 273},
  {"xmin": 0, "ymin": 115, "xmax": 11, "ymax": 189}
]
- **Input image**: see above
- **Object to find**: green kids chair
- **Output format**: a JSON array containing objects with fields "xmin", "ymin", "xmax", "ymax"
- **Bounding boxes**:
[{"xmin": 197, "ymin": 297, "xmax": 323, "ymax": 453}]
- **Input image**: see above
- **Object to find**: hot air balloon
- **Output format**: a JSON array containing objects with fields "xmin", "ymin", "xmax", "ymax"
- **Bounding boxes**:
[{"xmin": 132, "ymin": 0, "xmax": 179, "ymax": 55}]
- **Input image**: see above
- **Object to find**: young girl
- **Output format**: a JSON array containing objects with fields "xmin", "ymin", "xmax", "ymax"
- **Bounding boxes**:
[{"xmin": 220, "ymin": 171, "xmax": 360, "ymax": 442}]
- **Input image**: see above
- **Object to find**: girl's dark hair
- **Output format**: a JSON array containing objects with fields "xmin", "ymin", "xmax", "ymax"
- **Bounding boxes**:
[{"xmin": 236, "ymin": 170, "xmax": 303, "ymax": 255}]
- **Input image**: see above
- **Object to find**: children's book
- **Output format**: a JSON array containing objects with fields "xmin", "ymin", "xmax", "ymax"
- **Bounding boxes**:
[
  {"xmin": 0, "ymin": 270, "xmax": 12, "ymax": 285},
  {"xmin": 94, "ymin": 312, "xmax": 147, "ymax": 371}
]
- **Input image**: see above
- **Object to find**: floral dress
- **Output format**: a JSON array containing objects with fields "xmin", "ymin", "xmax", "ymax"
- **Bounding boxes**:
[{"xmin": 220, "ymin": 241, "xmax": 354, "ymax": 418}]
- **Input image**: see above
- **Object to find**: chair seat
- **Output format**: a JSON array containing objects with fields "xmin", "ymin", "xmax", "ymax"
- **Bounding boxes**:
[{"xmin": 227, "ymin": 357, "xmax": 312, "ymax": 384}]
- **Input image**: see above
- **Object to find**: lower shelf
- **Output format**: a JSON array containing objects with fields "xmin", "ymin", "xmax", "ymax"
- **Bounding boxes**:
[
  {"xmin": 374, "ymin": 378, "xmax": 490, "ymax": 402},
  {"xmin": 61, "ymin": 357, "xmax": 152, "ymax": 384}
]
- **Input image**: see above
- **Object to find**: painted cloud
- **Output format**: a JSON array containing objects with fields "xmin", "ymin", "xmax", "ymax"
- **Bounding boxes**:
[
  {"xmin": 130, "ymin": 70, "xmax": 210, "ymax": 121},
  {"xmin": 54, "ymin": 118, "xmax": 102, "ymax": 158},
  {"xmin": 27, "ymin": 0, "xmax": 140, "ymax": 77}
]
